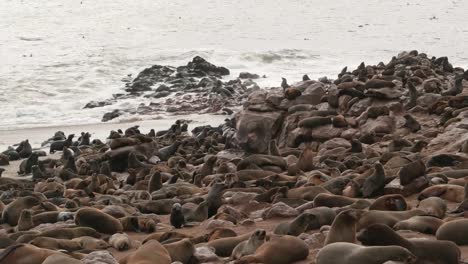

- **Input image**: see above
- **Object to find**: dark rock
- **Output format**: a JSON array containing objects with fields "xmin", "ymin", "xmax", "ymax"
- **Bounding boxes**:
[
  {"xmin": 102, "ymin": 110, "xmax": 123, "ymax": 122},
  {"xmin": 239, "ymin": 72, "xmax": 260, "ymax": 79},
  {"xmin": 83, "ymin": 101, "xmax": 113, "ymax": 109}
]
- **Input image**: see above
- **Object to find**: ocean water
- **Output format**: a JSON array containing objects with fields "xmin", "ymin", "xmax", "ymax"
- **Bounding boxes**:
[{"xmin": 1, "ymin": 0, "xmax": 467, "ymax": 130}]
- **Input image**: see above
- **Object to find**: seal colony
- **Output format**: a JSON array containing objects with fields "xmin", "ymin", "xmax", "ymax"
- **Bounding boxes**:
[{"xmin": 1, "ymin": 50, "xmax": 468, "ymax": 263}]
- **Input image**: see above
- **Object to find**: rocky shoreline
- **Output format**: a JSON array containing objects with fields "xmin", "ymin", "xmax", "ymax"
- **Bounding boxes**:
[
  {"xmin": 1, "ymin": 51, "xmax": 468, "ymax": 263},
  {"xmin": 86, "ymin": 56, "xmax": 261, "ymax": 122}
]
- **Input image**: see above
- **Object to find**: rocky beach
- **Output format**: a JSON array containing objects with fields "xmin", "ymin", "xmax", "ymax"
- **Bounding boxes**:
[{"xmin": 1, "ymin": 50, "xmax": 468, "ymax": 263}]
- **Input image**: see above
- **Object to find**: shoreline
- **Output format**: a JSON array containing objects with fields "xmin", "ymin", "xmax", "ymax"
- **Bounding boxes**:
[{"xmin": 0, "ymin": 113, "xmax": 229, "ymax": 150}]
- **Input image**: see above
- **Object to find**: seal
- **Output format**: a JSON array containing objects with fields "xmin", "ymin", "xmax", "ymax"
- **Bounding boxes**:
[
  {"xmin": 315, "ymin": 242, "xmax": 416, "ymax": 264},
  {"xmin": 284, "ymin": 87, "xmax": 302, "ymax": 100},
  {"xmin": 75, "ymin": 207, "xmax": 123, "ymax": 234},
  {"xmin": 184, "ymin": 200, "xmax": 208, "ymax": 222},
  {"xmin": 418, "ymin": 185, "xmax": 464, "ymax": 203},
  {"xmin": 148, "ymin": 171, "xmax": 162, "ymax": 193},
  {"xmin": 357, "ymin": 209, "xmax": 425, "ymax": 231},
  {"xmin": 18, "ymin": 152, "xmax": 39, "ymax": 174},
  {"xmin": 71, "ymin": 236, "xmax": 110, "ymax": 250},
  {"xmin": 358, "ymin": 224, "xmax": 460, "ymax": 264},
  {"xmin": 120, "ymin": 240, "xmax": 171, "ymax": 264},
  {"xmin": 170, "ymin": 203, "xmax": 185, "ymax": 228},
  {"xmin": 273, "ymin": 213, "xmax": 315, "ymax": 236},
  {"xmin": 297, "ymin": 146, "xmax": 316, "ymax": 172},
  {"xmin": 298, "ymin": 116, "xmax": 332, "ymax": 128},
  {"xmin": 231, "ymin": 229, "xmax": 266, "ymax": 260},
  {"xmin": 207, "ymin": 231, "xmax": 253, "ymax": 257},
  {"xmin": 109, "ymin": 233, "xmax": 131, "ymax": 251},
  {"xmin": 236, "ymin": 235, "xmax": 309, "ymax": 264},
  {"xmin": 2, "ymin": 196, "xmax": 40, "ymax": 226},
  {"xmin": 287, "ymin": 186, "xmax": 329, "ymax": 201},
  {"xmin": 49, "ymin": 134, "xmax": 74, "ymax": 154},
  {"xmin": 324, "ymin": 209, "xmax": 362, "ymax": 245},
  {"xmin": 16, "ymin": 209, "xmax": 34, "ymax": 231},
  {"xmin": 42, "ymin": 254, "xmax": 83, "ymax": 264},
  {"xmin": 362, "ymin": 162, "xmax": 386, "ymax": 198},
  {"xmin": 416, "ymin": 196, "xmax": 447, "ymax": 218},
  {"xmin": 393, "ymin": 216, "xmax": 443, "ymax": 235},
  {"xmin": 18, "ymin": 139, "xmax": 32, "ymax": 159},
  {"xmin": 208, "ymin": 228, "xmax": 237, "ymax": 241},
  {"xmin": 0, "ymin": 244, "xmax": 67, "ymax": 264},
  {"xmin": 30, "ymin": 237, "xmax": 82, "ymax": 251},
  {"xmin": 163, "ymin": 238, "xmax": 195, "ymax": 264},
  {"xmin": 206, "ymin": 182, "xmax": 226, "ymax": 217},
  {"xmin": 436, "ymin": 219, "xmax": 468, "ymax": 245},
  {"xmin": 369, "ymin": 194, "xmax": 407, "ymax": 211}
]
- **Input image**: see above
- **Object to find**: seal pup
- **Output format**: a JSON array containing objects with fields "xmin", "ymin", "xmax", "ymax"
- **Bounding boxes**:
[
  {"xmin": 231, "ymin": 229, "xmax": 266, "ymax": 260},
  {"xmin": 148, "ymin": 171, "xmax": 162, "ymax": 193},
  {"xmin": 170, "ymin": 203, "xmax": 185, "ymax": 228},
  {"xmin": 324, "ymin": 209, "xmax": 361, "ymax": 245},
  {"xmin": 206, "ymin": 182, "xmax": 226, "ymax": 217},
  {"xmin": 16, "ymin": 209, "xmax": 34, "ymax": 231},
  {"xmin": 315, "ymin": 242, "xmax": 416, "ymax": 264},
  {"xmin": 362, "ymin": 162, "xmax": 386, "ymax": 198},
  {"xmin": 236, "ymin": 235, "xmax": 309, "ymax": 264},
  {"xmin": 109, "ymin": 233, "xmax": 131, "ymax": 251},
  {"xmin": 163, "ymin": 238, "xmax": 195, "ymax": 264},
  {"xmin": 359, "ymin": 224, "xmax": 460, "ymax": 264},
  {"xmin": 402, "ymin": 114, "xmax": 421, "ymax": 132}
]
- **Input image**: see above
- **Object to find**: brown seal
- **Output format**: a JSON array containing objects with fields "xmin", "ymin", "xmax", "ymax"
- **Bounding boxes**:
[
  {"xmin": 436, "ymin": 219, "xmax": 468, "ymax": 245},
  {"xmin": 2, "ymin": 196, "xmax": 40, "ymax": 226},
  {"xmin": 315, "ymin": 242, "xmax": 416, "ymax": 264},
  {"xmin": 358, "ymin": 224, "xmax": 460, "ymax": 264},
  {"xmin": 0, "ymin": 244, "xmax": 66, "ymax": 264},
  {"xmin": 208, "ymin": 228, "xmax": 237, "ymax": 241},
  {"xmin": 287, "ymin": 186, "xmax": 329, "ymax": 201},
  {"xmin": 324, "ymin": 209, "xmax": 362, "ymax": 245},
  {"xmin": 417, "ymin": 196, "xmax": 447, "ymax": 218},
  {"xmin": 207, "ymin": 231, "xmax": 252, "ymax": 257},
  {"xmin": 361, "ymin": 162, "xmax": 386, "ymax": 198},
  {"xmin": 72, "ymin": 236, "xmax": 110, "ymax": 250},
  {"xmin": 148, "ymin": 171, "xmax": 162, "ymax": 193},
  {"xmin": 30, "ymin": 237, "xmax": 82, "ymax": 251},
  {"xmin": 418, "ymin": 185, "xmax": 464, "ymax": 203},
  {"xmin": 236, "ymin": 235, "xmax": 309, "ymax": 264},
  {"xmin": 313, "ymin": 193, "xmax": 357, "ymax": 208},
  {"xmin": 393, "ymin": 216, "xmax": 443, "ymax": 235},
  {"xmin": 163, "ymin": 238, "xmax": 195, "ymax": 264},
  {"xmin": 369, "ymin": 194, "xmax": 407, "ymax": 211},
  {"xmin": 75, "ymin": 207, "xmax": 123, "ymax": 234},
  {"xmin": 16, "ymin": 210, "xmax": 34, "ymax": 231},
  {"xmin": 42, "ymin": 254, "xmax": 82, "ymax": 264},
  {"xmin": 357, "ymin": 209, "xmax": 425, "ymax": 231},
  {"xmin": 109, "ymin": 233, "xmax": 131, "ymax": 251},
  {"xmin": 297, "ymin": 146, "xmax": 316, "ymax": 172},
  {"xmin": 120, "ymin": 240, "xmax": 171, "ymax": 264},
  {"xmin": 273, "ymin": 213, "xmax": 315, "ymax": 236},
  {"xmin": 120, "ymin": 216, "xmax": 157, "ymax": 233},
  {"xmin": 231, "ymin": 229, "xmax": 266, "ymax": 260}
]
